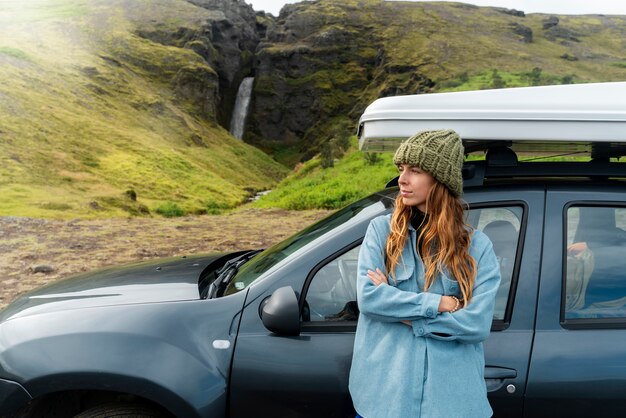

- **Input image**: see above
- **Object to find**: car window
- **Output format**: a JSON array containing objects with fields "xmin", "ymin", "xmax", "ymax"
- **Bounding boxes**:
[
  {"xmin": 304, "ymin": 246, "xmax": 360, "ymax": 322},
  {"xmin": 303, "ymin": 205, "xmax": 523, "ymax": 323},
  {"xmin": 224, "ymin": 193, "xmax": 391, "ymax": 296},
  {"xmin": 564, "ymin": 206, "xmax": 626, "ymax": 320},
  {"xmin": 468, "ymin": 206, "xmax": 523, "ymax": 321}
]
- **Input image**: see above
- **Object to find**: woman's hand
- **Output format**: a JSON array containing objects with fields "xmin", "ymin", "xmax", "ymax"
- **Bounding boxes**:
[
  {"xmin": 367, "ymin": 268, "xmax": 460, "ymax": 324},
  {"xmin": 402, "ymin": 296, "xmax": 460, "ymax": 327},
  {"xmin": 438, "ymin": 295, "xmax": 460, "ymax": 313},
  {"xmin": 567, "ymin": 241, "xmax": 588, "ymax": 257},
  {"xmin": 367, "ymin": 268, "xmax": 388, "ymax": 286}
]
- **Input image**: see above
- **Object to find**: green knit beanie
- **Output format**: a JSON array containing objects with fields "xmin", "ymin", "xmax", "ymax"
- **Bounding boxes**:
[{"xmin": 393, "ymin": 129, "xmax": 464, "ymax": 197}]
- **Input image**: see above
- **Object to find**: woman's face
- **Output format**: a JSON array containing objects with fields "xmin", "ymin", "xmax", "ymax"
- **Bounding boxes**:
[{"xmin": 397, "ymin": 164, "xmax": 436, "ymax": 212}]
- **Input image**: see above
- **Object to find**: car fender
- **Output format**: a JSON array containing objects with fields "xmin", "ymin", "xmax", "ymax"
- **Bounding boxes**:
[{"xmin": 0, "ymin": 294, "xmax": 247, "ymax": 418}]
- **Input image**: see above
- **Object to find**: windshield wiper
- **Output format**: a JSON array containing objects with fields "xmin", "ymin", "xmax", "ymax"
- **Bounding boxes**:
[{"xmin": 207, "ymin": 250, "xmax": 262, "ymax": 299}]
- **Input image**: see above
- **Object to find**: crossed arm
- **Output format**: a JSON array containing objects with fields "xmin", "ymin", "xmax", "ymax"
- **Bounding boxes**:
[
  {"xmin": 367, "ymin": 267, "xmax": 460, "ymax": 315},
  {"xmin": 357, "ymin": 219, "xmax": 501, "ymax": 344}
]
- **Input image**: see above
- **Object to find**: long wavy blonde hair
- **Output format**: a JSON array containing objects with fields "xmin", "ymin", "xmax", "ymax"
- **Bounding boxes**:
[{"xmin": 385, "ymin": 182, "xmax": 477, "ymax": 306}]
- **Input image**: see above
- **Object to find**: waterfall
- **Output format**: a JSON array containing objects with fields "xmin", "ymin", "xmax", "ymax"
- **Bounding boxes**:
[{"xmin": 229, "ymin": 77, "xmax": 254, "ymax": 140}]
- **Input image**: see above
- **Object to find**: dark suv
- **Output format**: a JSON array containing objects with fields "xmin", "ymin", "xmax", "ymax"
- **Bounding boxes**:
[{"xmin": 1, "ymin": 82, "xmax": 626, "ymax": 418}]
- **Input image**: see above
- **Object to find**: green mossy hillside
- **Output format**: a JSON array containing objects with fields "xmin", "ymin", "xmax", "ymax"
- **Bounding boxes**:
[
  {"xmin": 253, "ymin": 139, "xmax": 397, "ymax": 210},
  {"xmin": 0, "ymin": 0, "xmax": 287, "ymax": 219}
]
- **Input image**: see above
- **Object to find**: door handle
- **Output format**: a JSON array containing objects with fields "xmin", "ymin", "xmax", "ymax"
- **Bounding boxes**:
[
  {"xmin": 484, "ymin": 366, "xmax": 517, "ymax": 392},
  {"xmin": 484, "ymin": 366, "xmax": 517, "ymax": 379}
]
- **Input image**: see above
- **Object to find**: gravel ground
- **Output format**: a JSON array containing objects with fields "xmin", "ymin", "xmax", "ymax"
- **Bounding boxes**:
[{"xmin": 0, "ymin": 208, "xmax": 330, "ymax": 310}]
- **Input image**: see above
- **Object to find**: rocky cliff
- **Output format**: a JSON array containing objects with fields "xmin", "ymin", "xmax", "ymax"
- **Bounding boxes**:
[
  {"xmin": 244, "ymin": 0, "xmax": 626, "ymax": 164},
  {"xmin": 134, "ymin": 0, "xmax": 263, "ymax": 126},
  {"xmin": 140, "ymin": 0, "xmax": 625, "ymax": 165}
]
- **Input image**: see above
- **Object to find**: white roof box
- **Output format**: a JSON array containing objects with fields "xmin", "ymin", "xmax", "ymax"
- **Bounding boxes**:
[{"xmin": 358, "ymin": 82, "xmax": 626, "ymax": 152}]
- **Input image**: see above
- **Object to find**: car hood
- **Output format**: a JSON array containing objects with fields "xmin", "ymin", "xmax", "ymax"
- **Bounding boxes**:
[{"xmin": 0, "ymin": 253, "xmax": 224, "ymax": 321}]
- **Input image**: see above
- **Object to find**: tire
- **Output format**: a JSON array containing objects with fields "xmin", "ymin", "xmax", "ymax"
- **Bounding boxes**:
[{"xmin": 74, "ymin": 403, "xmax": 171, "ymax": 418}]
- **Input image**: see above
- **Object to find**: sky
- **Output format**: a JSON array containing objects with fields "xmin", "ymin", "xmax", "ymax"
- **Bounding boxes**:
[{"xmin": 247, "ymin": 0, "xmax": 626, "ymax": 17}]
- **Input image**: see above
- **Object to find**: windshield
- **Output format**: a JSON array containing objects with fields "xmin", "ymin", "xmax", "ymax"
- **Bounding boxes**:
[{"xmin": 223, "ymin": 192, "xmax": 392, "ymax": 296}]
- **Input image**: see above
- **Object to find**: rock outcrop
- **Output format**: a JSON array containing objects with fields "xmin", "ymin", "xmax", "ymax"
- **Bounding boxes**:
[
  {"xmin": 247, "ymin": 1, "xmax": 435, "ymax": 162},
  {"xmin": 186, "ymin": 0, "xmax": 262, "ymax": 125},
  {"xmin": 137, "ymin": 0, "xmax": 261, "ymax": 125},
  {"xmin": 510, "ymin": 23, "xmax": 533, "ymax": 43},
  {"xmin": 154, "ymin": 0, "xmax": 626, "ymax": 166}
]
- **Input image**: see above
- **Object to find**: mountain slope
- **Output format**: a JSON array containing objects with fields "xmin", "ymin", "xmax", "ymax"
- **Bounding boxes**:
[
  {"xmin": 2, "ymin": 0, "xmax": 625, "ymax": 218},
  {"xmin": 248, "ymin": 0, "xmax": 626, "ymax": 163},
  {"xmin": 0, "ymin": 0, "xmax": 286, "ymax": 219}
]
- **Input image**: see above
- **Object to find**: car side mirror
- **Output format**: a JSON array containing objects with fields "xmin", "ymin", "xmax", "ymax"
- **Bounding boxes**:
[{"xmin": 261, "ymin": 286, "xmax": 301, "ymax": 336}]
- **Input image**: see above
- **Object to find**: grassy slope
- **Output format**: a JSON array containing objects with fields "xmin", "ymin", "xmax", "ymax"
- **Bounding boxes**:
[
  {"xmin": 430, "ymin": 4, "xmax": 620, "ymax": 73},
  {"xmin": 0, "ymin": 0, "xmax": 287, "ymax": 219},
  {"xmin": 362, "ymin": 0, "xmax": 626, "ymax": 98},
  {"xmin": 254, "ymin": 139, "xmax": 398, "ymax": 210},
  {"xmin": 265, "ymin": 0, "xmax": 626, "ymax": 110}
]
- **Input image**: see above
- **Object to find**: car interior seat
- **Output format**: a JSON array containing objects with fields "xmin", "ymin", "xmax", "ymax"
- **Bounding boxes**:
[
  {"xmin": 482, "ymin": 220, "xmax": 518, "ymax": 319},
  {"xmin": 572, "ymin": 207, "xmax": 626, "ymax": 309}
]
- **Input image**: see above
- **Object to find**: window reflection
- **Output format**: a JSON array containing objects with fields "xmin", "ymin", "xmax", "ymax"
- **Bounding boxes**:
[{"xmin": 565, "ymin": 206, "xmax": 626, "ymax": 319}]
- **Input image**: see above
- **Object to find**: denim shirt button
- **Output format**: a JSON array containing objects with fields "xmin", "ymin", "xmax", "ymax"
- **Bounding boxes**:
[
  {"xmin": 426, "ymin": 308, "xmax": 433, "ymax": 317},
  {"xmin": 418, "ymin": 328, "xmax": 425, "ymax": 335},
  {"xmin": 450, "ymin": 285, "xmax": 457, "ymax": 292}
]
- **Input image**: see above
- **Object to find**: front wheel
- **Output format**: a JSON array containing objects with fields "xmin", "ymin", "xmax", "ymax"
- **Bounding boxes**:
[{"xmin": 74, "ymin": 403, "xmax": 172, "ymax": 418}]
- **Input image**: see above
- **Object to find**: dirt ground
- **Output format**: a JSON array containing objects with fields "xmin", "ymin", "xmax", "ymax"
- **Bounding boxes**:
[{"xmin": 0, "ymin": 208, "xmax": 330, "ymax": 310}]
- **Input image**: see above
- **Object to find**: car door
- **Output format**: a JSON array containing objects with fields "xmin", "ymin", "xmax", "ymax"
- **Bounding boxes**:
[
  {"xmin": 229, "ymin": 221, "xmax": 369, "ymax": 418},
  {"xmin": 525, "ymin": 186, "xmax": 626, "ymax": 417},
  {"xmin": 229, "ymin": 188, "xmax": 543, "ymax": 418},
  {"xmin": 464, "ymin": 188, "xmax": 544, "ymax": 418}
]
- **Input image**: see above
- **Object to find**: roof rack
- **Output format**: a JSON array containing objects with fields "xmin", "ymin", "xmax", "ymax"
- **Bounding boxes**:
[
  {"xmin": 463, "ymin": 140, "xmax": 626, "ymax": 160},
  {"xmin": 465, "ymin": 160, "xmax": 626, "ymax": 187},
  {"xmin": 385, "ymin": 160, "xmax": 626, "ymax": 189}
]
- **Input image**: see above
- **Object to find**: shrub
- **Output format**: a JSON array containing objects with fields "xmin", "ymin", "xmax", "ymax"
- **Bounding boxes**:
[
  {"xmin": 155, "ymin": 202, "xmax": 186, "ymax": 217},
  {"xmin": 364, "ymin": 152, "xmax": 382, "ymax": 165},
  {"xmin": 491, "ymin": 69, "xmax": 506, "ymax": 89},
  {"xmin": 321, "ymin": 143, "xmax": 334, "ymax": 168},
  {"xmin": 524, "ymin": 67, "xmax": 543, "ymax": 86},
  {"xmin": 205, "ymin": 200, "xmax": 231, "ymax": 215},
  {"xmin": 125, "ymin": 189, "xmax": 137, "ymax": 201}
]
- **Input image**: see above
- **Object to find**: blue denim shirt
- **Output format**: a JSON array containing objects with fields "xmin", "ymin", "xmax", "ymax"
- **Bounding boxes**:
[{"xmin": 349, "ymin": 214, "xmax": 501, "ymax": 418}]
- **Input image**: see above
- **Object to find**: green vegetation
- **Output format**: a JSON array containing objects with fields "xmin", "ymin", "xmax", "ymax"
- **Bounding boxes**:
[
  {"xmin": 0, "ymin": 47, "xmax": 32, "ymax": 61},
  {"xmin": 438, "ymin": 67, "xmax": 578, "ymax": 92},
  {"xmin": 155, "ymin": 201, "xmax": 186, "ymax": 217},
  {"xmin": 0, "ymin": 0, "xmax": 287, "ymax": 219},
  {"xmin": 254, "ymin": 138, "xmax": 397, "ymax": 210},
  {"xmin": 376, "ymin": 3, "xmax": 626, "ymax": 87}
]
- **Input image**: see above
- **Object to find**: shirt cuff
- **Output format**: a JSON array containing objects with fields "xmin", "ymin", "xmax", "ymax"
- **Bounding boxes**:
[
  {"xmin": 411, "ymin": 293, "xmax": 441, "ymax": 337},
  {"xmin": 412, "ymin": 318, "xmax": 426, "ymax": 337},
  {"xmin": 421, "ymin": 292, "xmax": 442, "ymax": 319}
]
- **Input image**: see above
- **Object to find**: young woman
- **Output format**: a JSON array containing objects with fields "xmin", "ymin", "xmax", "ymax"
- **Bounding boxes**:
[{"xmin": 349, "ymin": 129, "xmax": 501, "ymax": 418}]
